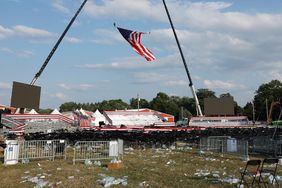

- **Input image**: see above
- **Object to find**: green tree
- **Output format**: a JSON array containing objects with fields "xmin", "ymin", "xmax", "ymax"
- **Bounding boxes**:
[
  {"xmin": 38, "ymin": 108, "xmax": 53, "ymax": 114},
  {"xmin": 195, "ymin": 88, "xmax": 216, "ymax": 114},
  {"xmin": 170, "ymin": 96, "xmax": 194, "ymax": 120},
  {"xmin": 150, "ymin": 92, "xmax": 179, "ymax": 118},
  {"xmin": 99, "ymin": 99, "xmax": 130, "ymax": 111},
  {"xmin": 150, "ymin": 92, "xmax": 170, "ymax": 112},
  {"xmin": 178, "ymin": 107, "xmax": 192, "ymax": 120},
  {"xmin": 59, "ymin": 102, "xmax": 79, "ymax": 112},
  {"xmin": 129, "ymin": 98, "xmax": 150, "ymax": 109},
  {"xmin": 243, "ymin": 102, "xmax": 254, "ymax": 121},
  {"xmin": 219, "ymin": 93, "xmax": 232, "ymax": 98},
  {"xmin": 179, "ymin": 97, "xmax": 195, "ymax": 116},
  {"xmin": 167, "ymin": 96, "xmax": 183, "ymax": 120},
  {"xmin": 254, "ymin": 80, "xmax": 282, "ymax": 121}
]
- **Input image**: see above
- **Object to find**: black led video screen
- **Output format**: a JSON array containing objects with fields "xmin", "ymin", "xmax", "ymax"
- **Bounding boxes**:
[
  {"xmin": 204, "ymin": 97, "xmax": 234, "ymax": 116},
  {"xmin": 10, "ymin": 81, "xmax": 41, "ymax": 110}
]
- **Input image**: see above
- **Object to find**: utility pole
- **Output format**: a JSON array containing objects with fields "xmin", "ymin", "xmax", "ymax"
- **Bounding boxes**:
[
  {"xmin": 252, "ymin": 100, "xmax": 255, "ymax": 125},
  {"xmin": 137, "ymin": 94, "xmax": 140, "ymax": 111},
  {"xmin": 266, "ymin": 99, "xmax": 269, "ymax": 124},
  {"xmin": 0, "ymin": 109, "xmax": 3, "ymax": 127}
]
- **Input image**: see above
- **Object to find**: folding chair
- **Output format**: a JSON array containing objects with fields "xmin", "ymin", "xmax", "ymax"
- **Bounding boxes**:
[
  {"xmin": 259, "ymin": 158, "xmax": 279, "ymax": 187},
  {"xmin": 239, "ymin": 159, "xmax": 262, "ymax": 188}
]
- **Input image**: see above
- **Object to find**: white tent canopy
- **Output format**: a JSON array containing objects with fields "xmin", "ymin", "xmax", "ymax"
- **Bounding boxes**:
[
  {"xmin": 28, "ymin": 109, "xmax": 38, "ymax": 114},
  {"xmin": 92, "ymin": 109, "xmax": 105, "ymax": 126},
  {"xmin": 93, "ymin": 109, "xmax": 103, "ymax": 117},
  {"xmin": 15, "ymin": 108, "xmax": 21, "ymax": 114},
  {"xmin": 51, "ymin": 108, "xmax": 61, "ymax": 115},
  {"xmin": 15, "ymin": 108, "xmax": 27, "ymax": 114},
  {"xmin": 79, "ymin": 108, "xmax": 89, "ymax": 117}
]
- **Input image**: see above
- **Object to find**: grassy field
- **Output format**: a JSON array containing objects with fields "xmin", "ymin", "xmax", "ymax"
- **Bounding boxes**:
[{"xmin": 0, "ymin": 146, "xmax": 280, "ymax": 188}]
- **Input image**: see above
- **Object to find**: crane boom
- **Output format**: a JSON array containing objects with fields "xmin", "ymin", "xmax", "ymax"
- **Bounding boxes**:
[
  {"xmin": 30, "ymin": 0, "xmax": 88, "ymax": 85},
  {"xmin": 162, "ymin": 0, "xmax": 203, "ymax": 116}
]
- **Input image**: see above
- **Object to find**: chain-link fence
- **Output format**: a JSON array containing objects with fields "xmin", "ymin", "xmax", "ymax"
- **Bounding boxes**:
[
  {"xmin": 251, "ymin": 136, "xmax": 282, "ymax": 156},
  {"xmin": 199, "ymin": 136, "xmax": 249, "ymax": 160}
]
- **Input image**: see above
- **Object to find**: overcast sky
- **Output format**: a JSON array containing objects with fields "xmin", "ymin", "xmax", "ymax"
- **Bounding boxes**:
[{"xmin": 0, "ymin": 0, "xmax": 282, "ymax": 109}]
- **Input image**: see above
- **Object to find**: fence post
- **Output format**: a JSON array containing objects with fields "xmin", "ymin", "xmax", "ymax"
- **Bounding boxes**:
[
  {"xmin": 64, "ymin": 140, "xmax": 67, "ymax": 160},
  {"xmin": 73, "ymin": 147, "xmax": 75, "ymax": 165},
  {"xmin": 274, "ymin": 140, "xmax": 277, "ymax": 157},
  {"xmin": 72, "ymin": 141, "xmax": 78, "ymax": 165},
  {"xmin": 118, "ymin": 139, "xmax": 124, "ymax": 160},
  {"xmin": 52, "ymin": 140, "xmax": 55, "ymax": 161}
]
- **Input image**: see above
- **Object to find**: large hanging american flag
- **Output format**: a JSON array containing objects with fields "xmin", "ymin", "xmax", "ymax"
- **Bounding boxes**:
[{"xmin": 117, "ymin": 27, "xmax": 155, "ymax": 61}]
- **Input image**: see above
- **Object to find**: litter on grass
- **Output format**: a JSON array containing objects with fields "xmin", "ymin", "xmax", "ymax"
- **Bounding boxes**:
[
  {"xmin": 139, "ymin": 181, "xmax": 149, "ymax": 187},
  {"xmin": 20, "ymin": 176, "xmax": 49, "ymax": 188},
  {"xmin": 84, "ymin": 159, "xmax": 93, "ymax": 166},
  {"xmin": 221, "ymin": 177, "xmax": 240, "ymax": 184},
  {"xmin": 100, "ymin": 176, "xmax": 128, "ymax": 187}
]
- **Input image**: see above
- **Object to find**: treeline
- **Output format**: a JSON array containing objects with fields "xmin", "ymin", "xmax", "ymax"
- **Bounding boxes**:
[
  {"xmin": 58, "ymin": 90, "xmax": 241, "ymax": 121},
  {"xmin": 40, "ymin": 80, "xmax": 282, "ymax": 121}
]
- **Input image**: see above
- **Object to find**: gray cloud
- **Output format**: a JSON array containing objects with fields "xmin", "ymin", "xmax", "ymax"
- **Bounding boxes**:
[
  {"xmin": 51, "ymin": 0, "xmax": 70, "ymax": 14},
  {"xmin": 77, "ymin": 54, "xmax": 182, "ymax": 70},
  {"xmin": 0, "ymin": 25, "xmax": 14, "ymax": 39},
  {"xmin": 84, "ymin": 0, "xmax": 156, "ymax": 20},
  {"xmin": 1, "ymin": 47, "xmax": 34, "ymax": 58},
  {"xmin": 13, "ymin": 25, "xmax": 54, "ymax": 38},
  {"xmin": 203, "ymin": 80, "xmax": 245, "ymax": 90},
  {"xmin": 0, "ymin": 24, "xmax": 82, "ymax": 44},
  {"xmin": 65, "ymin": 36, "xmax": 82, "ymax": 43},
  {"xmin": 49, "ymin": 92, "xmax": 69, "ymax": 101},
  {"xmin": 57, "ymin": 83, "xmax": 96, "ymax": 91},
  {"xmin": 0, "ymin": 82, "xmax": 11, "ymax": 89}
]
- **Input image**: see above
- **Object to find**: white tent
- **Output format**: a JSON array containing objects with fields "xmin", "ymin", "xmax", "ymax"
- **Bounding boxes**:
[
  {"xmin": 79, "ymin": 108, "xmax": 89, "ymax": 117},
  {"xmin": 28, "ymin": 109, "xmax": 38, "ymax": 114},
  {"xmin": 15, "ymin": 108, "xmax": 21, "ymax": 114},
  {"xmin": 15, "ymin": 108, "xmax": 27, "ymax": 114},
  {"xmin": 51, "ymin": 108, "xmax": 61, "ymax": 115},
  {"xmin": 92, "ymin": 109, "xmax": 106, "ymax": 126}
]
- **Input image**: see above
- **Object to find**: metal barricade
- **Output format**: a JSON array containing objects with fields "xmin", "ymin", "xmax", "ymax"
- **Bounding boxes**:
[
  {"xmin": 199, "ymin": 137, "xmax": 209, "ymax": 151},
  {"xmin": 237, "ymin": 140, "xmax": 249, "ymax": 160},
  {"xmin": 252, "ymin": 136, "xmax": 282, "ymax": 156},
  {"xmin": 199, "ymin": 136, "xmax": 249, "ymax": 160},
  {"xmin": 118, "ymin": 139, "xmax": 124, "ymax": 158},
  {"xmin": 73, "ymin": 140, "xmax": 123, "ymax": 164},
  {"xmin": 18, "ymin": 140, "xmax": 66, "ymax": 161},
  {"xmin": 200, "ymin": 136, "xmax": 230, "ymax": 152},
  {"xmin": 53, "ymin": 140, "xmax": 67, "ymax": 159}
]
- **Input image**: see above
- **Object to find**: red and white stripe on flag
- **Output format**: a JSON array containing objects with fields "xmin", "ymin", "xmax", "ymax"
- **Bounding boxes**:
[{"xmin": 129, "ymin": 32, "xmax": 155, "ymax": 61}]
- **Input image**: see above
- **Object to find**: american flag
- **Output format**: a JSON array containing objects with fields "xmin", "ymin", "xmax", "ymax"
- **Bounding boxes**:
[{"xmin": 117, "ymin": 27, "xmax": 155, "ymax": 61}]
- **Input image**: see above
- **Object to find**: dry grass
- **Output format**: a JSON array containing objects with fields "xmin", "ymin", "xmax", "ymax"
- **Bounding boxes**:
[{"xmin": 0, "ymin": 147, "xmax": 281, "ymax": 188}]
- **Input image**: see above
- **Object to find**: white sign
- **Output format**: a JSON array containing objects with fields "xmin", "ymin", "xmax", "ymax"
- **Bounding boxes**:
[{"xmin": 109, "ymin": 141, "xmax": 118, "ymax": 157}]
